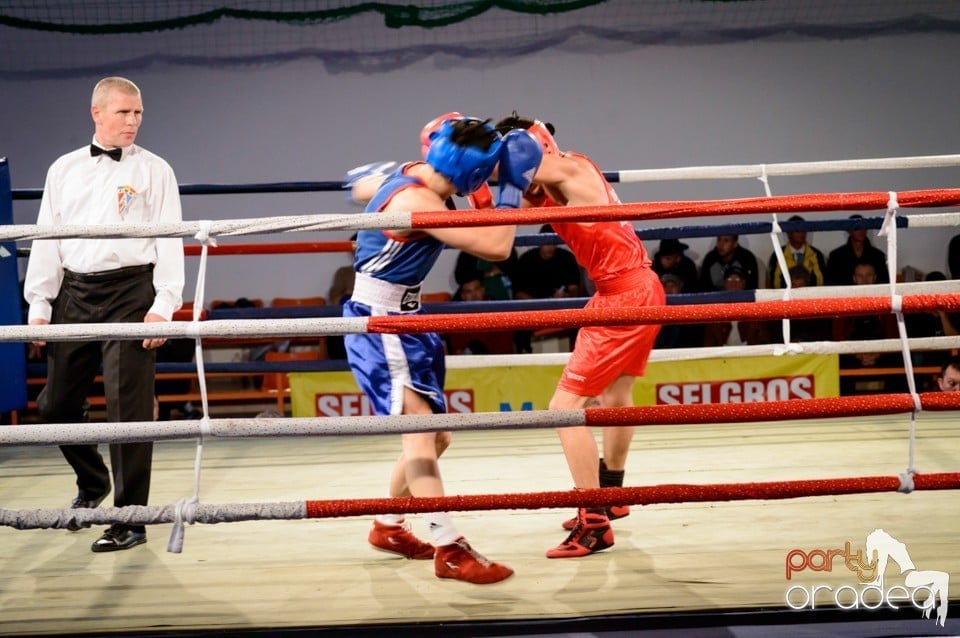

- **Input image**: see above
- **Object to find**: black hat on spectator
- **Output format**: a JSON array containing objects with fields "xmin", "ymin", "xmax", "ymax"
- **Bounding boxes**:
[
  {"xmin": 723, "ymin": 264, "xmax": 746, "ymax": 280},
  {"xmin": 658, "ymin": 238, "xmax": 689, "ymax": 256}
]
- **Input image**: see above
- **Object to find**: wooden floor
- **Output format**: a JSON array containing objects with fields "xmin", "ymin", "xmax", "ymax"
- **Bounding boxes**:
[{"xmin": 0, "ymin": 412, "xmax": 958, "ymax": 636}]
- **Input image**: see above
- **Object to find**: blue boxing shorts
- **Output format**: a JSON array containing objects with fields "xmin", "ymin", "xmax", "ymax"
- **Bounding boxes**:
[{"xmin": 343, "ymin": 299, "xmax": 447, "ymax": 416}]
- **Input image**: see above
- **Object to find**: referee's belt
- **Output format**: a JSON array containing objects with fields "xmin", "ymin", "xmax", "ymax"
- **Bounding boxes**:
[
  {"xmin": 351, "ymin": 272, "xmax": 423, "ymax": 312},
  {"xmin": 63, "ymin": 263, "xmax": 154, "ymax": 283}
]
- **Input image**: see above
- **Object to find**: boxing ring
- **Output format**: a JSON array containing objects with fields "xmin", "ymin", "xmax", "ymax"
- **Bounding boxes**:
[{"xmin": 1, "ymin": 154, "xmax": 960, "ymax": 637}]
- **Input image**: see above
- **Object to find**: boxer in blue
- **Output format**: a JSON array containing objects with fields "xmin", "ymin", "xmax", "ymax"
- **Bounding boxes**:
[{"xmin": 344, "ymin": 117, "xmax": 541, "ymax": 584}]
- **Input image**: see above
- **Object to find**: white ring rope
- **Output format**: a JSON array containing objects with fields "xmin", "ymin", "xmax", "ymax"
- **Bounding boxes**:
[
  {"xmin": 2, "ymin": 202, "xmax": 960, "ymax": 243},
  {"xmin": 2, "ymin": 293, "xmax": 958, "ymax": 343},
  {"xmin": 9, "ymin": 152, "xmax": 960, "ymax": 553},
  {"xmin": 0, "ymin": 410, "xmax": 586, "ymax": 446},
  {"xmin": 419, "ymin": 335, "xmax": 960, "ymax": 369},
  {"xmin": 616, "ymin": 153, "xmax": 960, "ymax": 182},
  {"xmin": 0, "ymin": 211, "xmax": 416, "ymax": 241}
]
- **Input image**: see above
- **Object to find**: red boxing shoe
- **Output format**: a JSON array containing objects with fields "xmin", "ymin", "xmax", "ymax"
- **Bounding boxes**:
[
  {"xmin": 435, "ymin": 538, "xmax": 514, "ymax": 584},
  {"xmin": 547, "ymin": 510, "xmax": 614, "ymax": 558},
  {"xmin": 368, "ymin": 520, "xmax": 435, "ymax": 560},
  {"xmin": 561, "ymin": 504, "xmax": 630, "ymax": 530}
]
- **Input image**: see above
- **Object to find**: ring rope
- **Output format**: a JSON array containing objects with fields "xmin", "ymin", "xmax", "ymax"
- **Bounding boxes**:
[
  {"xmin": 3, "ymin": 294, "xmax": 960, "ymax": 343},
  {"xmin": 4, "ymin": 188, "xmax": 960, "ymax": 242},
  {"xmin": 8, "ymin": 176, "xmax": 960, "ymax": 554},
  {"xmin": 18, "ymin": 334, "xmax": 960, "ymax": 375},
  {"xmin": 2, "ymin": 473, "xmax": 958, "ymax": 553},
  {"xmin": 614, "ymin": 153, "xmax": 960, "ymax": 182},
  {"xmin": 4, "ymin": 392, "xmax": 960, "ymax": 448}
]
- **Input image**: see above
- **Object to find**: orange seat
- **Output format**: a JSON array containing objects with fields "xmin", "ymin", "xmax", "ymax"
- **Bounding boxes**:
[
  {"xmin": 172, "ymin": 301, "xmax": 208, "ymax": 321},
  {"xmin": 260, "ymin": 350, "xmax": 321, "ymax": 393},
  {"xmin": 270, "ymin": 296, "xmax": 326, "ymax": 307},
  {"xmin": 421, "ymin": 291, "xmax": 452, "ymax": 303}
]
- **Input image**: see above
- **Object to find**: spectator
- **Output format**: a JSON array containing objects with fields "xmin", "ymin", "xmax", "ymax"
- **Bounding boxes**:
[
  {"xmin": 513, "ymin": 224, "xmax": 582, "ymax": 300},
  {"xmin": 702, "ymin": 265, "xmax": 772, "ymax": 346},
  {"xmin": 771, "ymin": 265, "xmax": 831, "ymax": 343},
  {"xmin": 832, "ymin": 261, "xmax": 900, "ymax": 394},
  {"xmin": 454, "ymin": 248, "xmax": 519, "ymax": 301},
  {"xmin": 937, "ymin": 355, "xmax": 960, "ymax": 392},
  {"xmin": 513, "ymin": 224, "xmax": 582, "ymax": 352},
  {"xmin": 904, "ymin": 271, "xmax": 957, "ymax": 385},
  {"xmin": 326, "ymin": 233, "xmax": 357, "ymax": 360},
  {"xmin": 698, "ymin": 234, "xmax": 760, "ymax": 291},
  {"xmin": 949, "ymin": 233, "xmax": 960, "ymax": 279},
  {"xmin": 447, "ymin": 278, "xmax": 514, "ymax": 355},
  {"xmin": 652, "ymin": 238, "xmax": 699, "ymax": 293},
  {"xmin": 654, "ymin": 272, "xmax": 702, "ymax": 349},
  {"xmin": 825, "ymin": 214, "xmax": 889, "ymax": 285},
  {"xmin": 768, "ymin": 215, "xmax": 827, "ymax": 288}
]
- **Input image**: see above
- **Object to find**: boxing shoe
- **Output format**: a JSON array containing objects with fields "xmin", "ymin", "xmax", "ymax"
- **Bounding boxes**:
[
  {"xmin": 561, "ymin": 504, "xmax": 629, "ymax": 530},
  {"xmin": 368, "ymin": 520, "xmax": 435, "ymax": 560},
  {"xmin": 547, "ymin": 509, "xmax": 614, "ymax": 558},
  {"xmin": 435, "ymin": 538, "xmax": 514, "ymax": 584}
]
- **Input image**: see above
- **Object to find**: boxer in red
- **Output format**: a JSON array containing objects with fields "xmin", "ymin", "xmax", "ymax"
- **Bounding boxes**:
[{"xmin": 496, "ymin": 113, "xmax": 665, "ymax": 558}]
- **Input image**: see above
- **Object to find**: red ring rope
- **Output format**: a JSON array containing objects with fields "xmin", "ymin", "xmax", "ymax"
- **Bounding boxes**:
[
  {"xmin": 367, "ymin": 294, "xmax": 960, "ymax": 333},
  {"xmin": 184, "ymin": 240, "xmax": 354, "ymax": 256},
  {"xmin": 411, "ymin": 188, "xmax": 960, "ymax": 227},
  {"xmin": 304, "ymin": 473, "xmax": 960, "ymax": 519}
]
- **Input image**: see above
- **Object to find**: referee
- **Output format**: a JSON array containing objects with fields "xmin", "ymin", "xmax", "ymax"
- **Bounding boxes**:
[{"xmin": 23, "ymin": 76, "xmax": 185, "ymax": 552}]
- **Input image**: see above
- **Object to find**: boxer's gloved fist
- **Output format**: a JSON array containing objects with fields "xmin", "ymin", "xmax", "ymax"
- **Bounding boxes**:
[
  {"xmin": 495, "ymin": 130, "xmax": 543, "ymax": 209},
  {"xmin": 467, "ymin": 182, "xmax": 494, "ymax": 209},
  {"xmin": 343, "ymin": 161, "xmax": 396, "ymax": 202}
]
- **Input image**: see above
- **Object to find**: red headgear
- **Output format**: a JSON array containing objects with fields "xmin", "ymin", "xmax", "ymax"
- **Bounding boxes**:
[
  {"xmin": 527, "ymin": 119, "xmax": 559, "ymax": 156},
  {"xmin": 420, "ymin": 111, "xmax": 463, "ymax": 158}
]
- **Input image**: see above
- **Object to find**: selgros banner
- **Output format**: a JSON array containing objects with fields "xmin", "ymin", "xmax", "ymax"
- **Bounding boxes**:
[{"xmin": 290, "ymin": 354, "xmax": 838, "ymax": 417}]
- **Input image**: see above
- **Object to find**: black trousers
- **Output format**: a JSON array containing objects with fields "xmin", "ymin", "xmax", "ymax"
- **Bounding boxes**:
[{"xmin": 37, "ymin": 265, "xmax": 156, "ymax": 531}]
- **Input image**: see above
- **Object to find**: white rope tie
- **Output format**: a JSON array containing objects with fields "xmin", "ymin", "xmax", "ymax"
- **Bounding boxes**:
[
  {"xmin": 169, "ymin": 220, "xmax": 219, "ymax": 552},
  {"xmin": 897, "ymin": 469, "xmax": 916, "ymax": 494},
  {"xmin": 760, "ymin": 166, "xmax": 795, "ymax": 345},
  {"xmin": 878, "ymin": 192, "xmax": 922, "ymax": 468},
  {"xmin": 166, "ymin": 496, "xmax": 199, "ymax": 553},
  {"xmin": 772, "ymin": 343, "xmax": 804, "ymax": 356}
]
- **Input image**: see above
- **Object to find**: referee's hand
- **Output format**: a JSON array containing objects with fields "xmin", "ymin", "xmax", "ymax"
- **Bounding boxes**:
[{"xmin": 143, "ymin": 313, "xmax": 167, "ymax": 350}]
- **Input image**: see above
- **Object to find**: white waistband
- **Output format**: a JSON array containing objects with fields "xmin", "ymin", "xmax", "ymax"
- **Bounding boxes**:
[{"xmin": 351, "ymin": 272, "xmax": 423, "ymax": 312}]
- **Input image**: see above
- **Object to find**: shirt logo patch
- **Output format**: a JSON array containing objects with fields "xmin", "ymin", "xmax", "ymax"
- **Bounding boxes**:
[{"xmin": 117, "ymin": 185, "xmax": 137, "ymax": 218}]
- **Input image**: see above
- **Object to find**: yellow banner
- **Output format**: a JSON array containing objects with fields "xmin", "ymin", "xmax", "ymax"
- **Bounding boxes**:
[{"xmin": 289, "ymin": 354, "xmax": 838, "ymax": 417}]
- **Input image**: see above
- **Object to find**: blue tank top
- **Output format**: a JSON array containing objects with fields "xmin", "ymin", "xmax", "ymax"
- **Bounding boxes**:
[{"xmin": 354, "ymin": 168, "xmax": 444, "ymax": 286}]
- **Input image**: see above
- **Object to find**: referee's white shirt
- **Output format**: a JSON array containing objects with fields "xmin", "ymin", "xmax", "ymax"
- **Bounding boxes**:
[{"xmin": 24, "ymin": 138, "xmax": 185, "ymax": 323}]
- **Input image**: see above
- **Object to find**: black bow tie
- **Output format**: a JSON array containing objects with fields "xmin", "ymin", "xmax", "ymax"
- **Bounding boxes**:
[{"xmin": 90, "ymin": 144, "xmax": 122, "ymax": 161}]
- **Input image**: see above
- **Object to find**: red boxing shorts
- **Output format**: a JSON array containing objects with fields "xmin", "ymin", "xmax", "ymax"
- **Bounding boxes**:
[{"xmin": 559, "ymin": 267, "xmax": 665, "ymax": 397}]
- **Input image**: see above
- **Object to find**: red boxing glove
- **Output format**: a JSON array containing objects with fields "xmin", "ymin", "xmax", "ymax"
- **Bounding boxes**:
[{"xmin": 467, "ymin": 182, "xmax": 494, "ymax": 209}]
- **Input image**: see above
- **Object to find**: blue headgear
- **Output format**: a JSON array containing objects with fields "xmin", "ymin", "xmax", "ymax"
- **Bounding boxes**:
[{"xmin": 425, "ymin": 119, "xmax": 502, "ymax": 196}]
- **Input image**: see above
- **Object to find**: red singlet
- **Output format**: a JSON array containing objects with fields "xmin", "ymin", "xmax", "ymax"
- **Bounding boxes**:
[{"xmin": 548, "ymin": 154, "xmax": 665, "ymax": 397}]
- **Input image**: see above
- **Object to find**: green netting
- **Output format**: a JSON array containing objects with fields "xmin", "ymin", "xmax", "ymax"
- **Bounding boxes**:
[
  {"xmin": 1, "ymin": 1, "xmax": 959, "ymax": 78},
  {"xmin": 2, "ymin": 1, "xmax": 609, "ymax": 32}
]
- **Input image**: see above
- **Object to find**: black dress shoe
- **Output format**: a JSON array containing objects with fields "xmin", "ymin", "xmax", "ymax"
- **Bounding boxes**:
[
  {"xmin": 91, "ymin": 525, "xmax": 147, "ymax": 553},
  {"xmin": 66, "ymin": 488, "xmax": 111, "ymax": 532}
]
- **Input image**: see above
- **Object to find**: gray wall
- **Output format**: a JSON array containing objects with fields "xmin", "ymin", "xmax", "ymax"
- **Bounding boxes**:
[{"xmin": 3, "ymin": 33, "xmax": 959, "ymax": 302}]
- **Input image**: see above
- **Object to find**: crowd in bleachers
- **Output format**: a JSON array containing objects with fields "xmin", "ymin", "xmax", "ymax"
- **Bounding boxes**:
[{"xmin": 443, "ymin": 220, "xmax": 960, "ymax": 395}]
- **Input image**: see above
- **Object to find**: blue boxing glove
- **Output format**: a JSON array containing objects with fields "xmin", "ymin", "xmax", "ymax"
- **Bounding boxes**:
[
  {"xmin": 343, "ymin": 161, "xmax": 397, "ymax": 203},
  {"xmin": 495, "ymin": 130, "xmax": 543, "ymax": 209}
]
